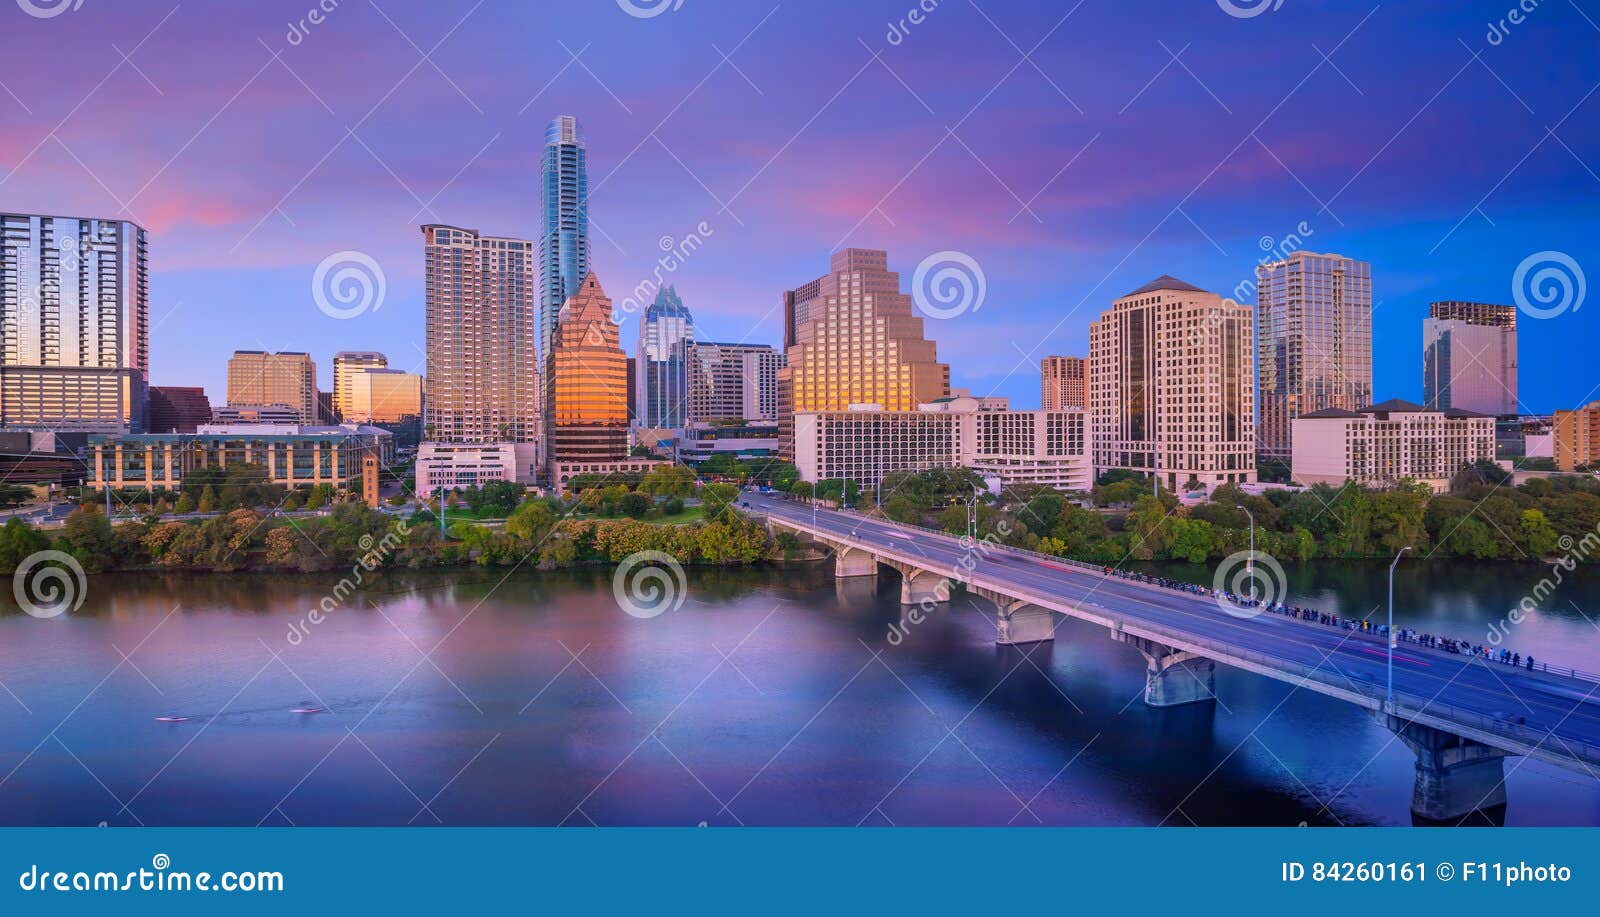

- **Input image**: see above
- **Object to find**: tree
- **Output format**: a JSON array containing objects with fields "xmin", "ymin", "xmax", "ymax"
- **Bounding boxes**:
[
  {"xmin": 1521, "ymin": 508, "xmax": 1560, "ymax": 557},
  {"xmin": 621, "ymin": 491, "xmax": 653, "ymax": 519},
  {"xmin": 197, "ymin": 486, "xmax": 218, "ymax": 514},
  {"xmin": 1168, "ymin": 518, "xmax": 1217, "ymax": 563},
  {"xmin": 59, "ymin": 506, "xmax": 118, "ymax": 571},
  {"xmin": 0, "ymin": 518, "xmax": 48, "ymax": 573},
  {"xmin": 505, "ymin": 499, "xmax": 557, "ymax": 543},
  {"xmin": 701, "ymin": 483, "xmax": 741, "ymax": 522},
  {"xmin": 173, "ymin": 491, "xmax": 196, "ymax": 514},
  {"xmin": 640, "ymin": 464, "xmax": 696, "ymax": 498}
]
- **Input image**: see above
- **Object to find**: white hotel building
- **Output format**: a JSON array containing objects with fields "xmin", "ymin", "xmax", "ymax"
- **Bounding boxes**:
[
  {"xmin": 792, "ymin": 396, "xmax": 1091, "ymax": 493},
  {"xmin": 1291, "ymin": 399, "xmax": 1497, "ymax": 492}
]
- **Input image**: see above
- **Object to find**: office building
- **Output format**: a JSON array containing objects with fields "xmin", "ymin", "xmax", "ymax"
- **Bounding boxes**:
[
  {"xmin": 0, "ymin": 212, "xmax": 148, "ymax": 432},
  {"xmin": 1554, "ymin": 403, "xmax": 1600, "ymax": 472},
  {"xmin": 678, "ymin": 422, "xmax": 780, "ymax": 463},
  {"xmin": 422, "ymin": 224, "xmax": 539, "ymax": 444},
  {"xmin": 549, "ymin": 272, "xmax": 628, "ymax": 464},
  {"xmin": 148, "ymin": 386, "xmax": 213, "ymax": 434},
  {"xmin": 1041, "ymin": 356, "xmax": 1086, "ymax": 410},
  {"xmin": 689, "ymin": 341, "xmax": 781, "ymax": 423},
  {"xmin": 540, "ymin": 115, "xmax": 590, "ymax": 438},
  {"xmin": 1292, "ymin": 399, "xmax": 1497, "ymax": 492},
  {"xmin": 636, "ymin": 286, "xmax": 694, "ymax": 429},
  {"xmin": 346, "ymin": 368, "xmax": 422, "ymax": 424},
  {"xmin": 1423, "ymin": 301, "xmax": 1518, "ymax": 417},
  {"xmin": 87, "ymin": 424, "xmax": 394, "ymax": 498},
  {"xmin": 226, "ymin": 351, "xmax": 317, "ymax": 422},
  {"xmin": 1255, "ymin": 251, "xmax": 1372, "ymax": 461},
  {"xmin": 212, "ymin": 404, "xmax": 302, "ymax": 425},
  {"xmin": 1089, "ymin": 276, "xmax": 1256, "ymax": 490},
  {"xmin": 778, "ymin": 248, "xmax": 950, "ymax": 458},
  {"xmin": 415, "ymin": 441, "xmax": 541, "ymax": 499},
  {"xmin": 332, "ymin": 351, "xmax": 387, "ymax": 420}
]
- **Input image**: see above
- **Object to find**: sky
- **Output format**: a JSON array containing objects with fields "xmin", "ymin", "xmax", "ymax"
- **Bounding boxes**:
[{"xmin": 1, "ymin": 0, "xmax": 1596, "ymax": 414}]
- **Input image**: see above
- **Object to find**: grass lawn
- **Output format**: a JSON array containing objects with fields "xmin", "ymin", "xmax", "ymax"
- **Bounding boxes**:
[{"xmin": 654, "ymin": 504, "xmax": 704, "ymax": 525}]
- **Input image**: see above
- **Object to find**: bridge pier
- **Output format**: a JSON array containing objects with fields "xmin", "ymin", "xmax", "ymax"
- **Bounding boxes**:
[
  {"xmin": 834, "ymin": 546, "xmax": 879, "ymax": 579},
  {"xmin": 1115, "ymin": 633, "xmax": 1215, "ymax": 707},
  {"xmin": 1387, "ymin": 717, "xmax": 1509, "ymax": 823},
  {"xmin": 899, "ymin": 568, "xmax": 950, "ymax": 606},
  {"xmin": 996, "ymin": 600, "xmax": 1055, "ymax": 646}
]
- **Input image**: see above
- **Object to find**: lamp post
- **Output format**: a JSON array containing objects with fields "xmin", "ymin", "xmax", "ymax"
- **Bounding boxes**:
[
  {"xmin": 1387, "ymin": 545, "xmax": 1412, "ymax": 712},
  {"xmin": 965, "ymin": 485, "xmax": 980, "ymax": 545},
  {"xmin": 811, "ymin": 480, "xmax": 818, "ymax": 529},
  {"xmin": 1241, "ymin": 505, "xmax": 1256, "ymax": 601}
]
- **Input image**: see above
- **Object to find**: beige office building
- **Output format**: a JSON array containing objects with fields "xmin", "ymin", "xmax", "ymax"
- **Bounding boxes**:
[
  {"xmin": 778, "ymin": 248, "xmax": 950, "ymax": 459},
  {"xmin": 332, "ymin": 351, "xmax": 387, "ymax": 420},
  {"xmin": 1089, "ymin": 276, "xmax": 1256, "ymax": 490},
  {"xmin": 347, "ymin": 368, "xmax": 422, "ymax": 424},
  {"xmin": 1041, "ymin": 355, "xmax": 1086, "ymax": 410},
  {"xmin": 423, "ymin": 224, "xmax": 539, "ymax": 444},
  {"xmin": 226, "ymin": 351, "xmax": 317, "ymax": 423}
]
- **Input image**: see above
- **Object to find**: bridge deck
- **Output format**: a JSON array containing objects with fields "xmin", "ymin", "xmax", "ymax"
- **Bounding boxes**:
[{"xmin": 746, "ymin": 493, "xmax": 1600, "ymax": 774}]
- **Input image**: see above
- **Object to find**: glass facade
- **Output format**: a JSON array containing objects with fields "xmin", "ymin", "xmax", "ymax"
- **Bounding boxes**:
[
  {"xmin": 550, "ymin": 273, "xmax": 628, "ymax": 462},
  {"xmin": 540, "ymin": 115, "xmax": 590, "ymax": 436},
  {"xmin": 637, "ymin": 286, "xmax": 694, "ymax": 428},
  {"xmin": 1255, "ymin": 251, "xmax": 1372, "ymax": 460}
]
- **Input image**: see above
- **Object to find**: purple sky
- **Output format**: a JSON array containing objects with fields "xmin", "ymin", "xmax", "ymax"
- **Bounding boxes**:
[{"xmin": 1, "ymin": 0, "xmax": 1596, "ymax": 413}]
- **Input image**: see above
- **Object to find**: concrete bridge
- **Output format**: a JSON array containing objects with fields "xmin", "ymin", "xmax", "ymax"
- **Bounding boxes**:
[{"xmin": 746, "ymin": 492, "xmax": 1600, "ymax": 822}]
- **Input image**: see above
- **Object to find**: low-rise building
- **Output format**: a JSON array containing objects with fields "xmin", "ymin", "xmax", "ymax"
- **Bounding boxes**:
[
  {"xmin": 549, "ymin": 457, "xmax": 667, "ymax": 494},
  {"xmin": 415, "ymin": 442, "xmax": 541, "ymax": 499},
  {"xmin": 213, "ymin": 403, "xmax": 301, "ymax": 425},
  {"xmin": 1291, "ymin": 399, "xmax": 1496, "ymax": 492},
  {"xmin": 678, "ymin": 422, "xmax": 779, "ymax": 463},
  {"xmin": 793, "ymin": 396, "xmax": 1091, "ymax": 493},
  {"xmin": 86, "ymin": 424, "xmax": 394, "ymax": 497}
]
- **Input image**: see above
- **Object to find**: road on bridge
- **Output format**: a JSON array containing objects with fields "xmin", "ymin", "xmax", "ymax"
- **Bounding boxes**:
[{"xmin": 743, "ymin": 492, "xmax": 1600, "ymax": 775}]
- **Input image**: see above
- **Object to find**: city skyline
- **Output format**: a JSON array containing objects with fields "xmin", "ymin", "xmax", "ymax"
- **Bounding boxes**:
[{"xmin": 1, "ymin": 2, "xmax": 1595, "ymax": 415}]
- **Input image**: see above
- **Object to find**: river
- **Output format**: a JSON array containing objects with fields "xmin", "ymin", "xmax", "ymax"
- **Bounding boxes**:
[{"xmin": 0, "ymin": 559, "xmax": 1596, "ymax": 826}]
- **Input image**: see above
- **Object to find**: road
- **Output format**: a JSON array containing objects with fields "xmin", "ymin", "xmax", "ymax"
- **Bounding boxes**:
[{"xmin": 743, "ymin": 491, "xmax": 1600, "ymax": 773}]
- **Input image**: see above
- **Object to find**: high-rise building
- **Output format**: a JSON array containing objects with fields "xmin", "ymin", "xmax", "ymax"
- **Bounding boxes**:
[
  {"xmin": 147, "ymin": 386, "xmax": 213, "ymax": 434},
  {"xmin": 226, "ymin": 351, "xmax": 317, "ymax": 422},
  {"xmin": 0, "ymin": 212, "xmax": 148, "ymax": 432},
  {"xmin": 550, "ymin": 272, "xmax": 628, "ymax": 463},
  {"xmin": 540, "ymin": 115, "xmax": 590, "ymax": 437},
  {"xmin": 1255, "ymin": 251, "xmax": 1372, "ymax": 461},
  {"xmin": 636, "ymin": 286, "xmax": 695, "ymax": 429},
  {"xmin": 1423, "ymin": 301, "xmax": 1518, "ymax": 417},
  {"xmin": 688, "ymin": 341, "xmax": 781, "ymax": 423},
  {"xmin": 347, "ymin": 368, "xmax": 423, "ymax": 424},
  {"xmin": 1089, "ymin": 276, "xmax": 1256, "ymax": 490},
  {"xmin": 778, "ymin": 248, "xmax": 950, "ymax": 458},
  {"xmin": 1040, "ymin": 355, "xmax": 1086, "ymax": 410},
  {"xmin": 422, "ymin": 224, "xmax": 539, "ymax": 444},
  {"xmin": 332, "ymin": 351, "xmax": 387, "ymax": 420}
]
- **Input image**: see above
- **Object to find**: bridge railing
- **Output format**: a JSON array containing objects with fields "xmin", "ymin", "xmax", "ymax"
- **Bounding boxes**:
[{"xmin": 759, "ymin": 498, "xmax": 1600, "ymax": 687}]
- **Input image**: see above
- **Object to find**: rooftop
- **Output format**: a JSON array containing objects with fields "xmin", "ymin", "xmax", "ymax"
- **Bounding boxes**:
[{"xmin": 1122, "ymin": 275, "xmax": 1208, "ymax": 297}]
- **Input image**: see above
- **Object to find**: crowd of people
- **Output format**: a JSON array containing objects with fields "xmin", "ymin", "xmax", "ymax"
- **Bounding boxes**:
[{"xmin": 1098, "ymin": 565, "xmax": 1541, "ymax": 672}]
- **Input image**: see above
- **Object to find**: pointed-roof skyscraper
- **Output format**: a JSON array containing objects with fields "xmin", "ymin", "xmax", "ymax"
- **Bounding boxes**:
[
  {"xmin": 637, "ymin": 285, "xmax": 695, "ymax": 429},
  {"xmin": 550, "ymin": 272, "xmax": 628, "ymax": 466}
]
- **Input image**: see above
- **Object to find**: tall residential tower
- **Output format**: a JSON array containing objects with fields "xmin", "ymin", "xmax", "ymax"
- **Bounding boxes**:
[
  {"xmin": 0, "ymin": 212, "xmax": 148, "ymax": 432},
  {"xmin": 1255, "ymin": 251, "xmax": 1372, "ymax": 462},
  {"xmin": 539, "ymin": 115, "xmax": 590, "ymax": 442},
  {"xmin": 422, "ymin": 224, "xmax": 539, "ymax": 444}
]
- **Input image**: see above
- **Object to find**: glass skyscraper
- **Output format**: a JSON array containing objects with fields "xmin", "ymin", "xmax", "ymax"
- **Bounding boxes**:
[
  {"xmin": 0, "ymin": 212, "xmax": 148, "ymax": 433},
  {"xmin": 1255, "ymin": 251, "xmax": 1372, "ymax": 461},
  {"xmin": 637, "ymin": 286, "xmax": 694, "ymax": 429},
  {"xmin": 539, "ymin": 116, "xmax": 589, "ymax": 383}
]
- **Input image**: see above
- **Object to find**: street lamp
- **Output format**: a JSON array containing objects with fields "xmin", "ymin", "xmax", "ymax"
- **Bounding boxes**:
[
  {"xmin": 811, "ymin": 480, "xmax": 818, "ymax": 529},
  {"xmin": 965, "ymin": 485, "xmax": 981, "ymax": 545},
  {"xmin": 1387, "ymin": 545, "xmax": 1412, "ymax": 712},
  {"xmin": 1241, "ymin": 505, "xmax": 1256, "ymax": 601}
]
